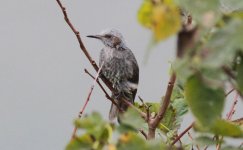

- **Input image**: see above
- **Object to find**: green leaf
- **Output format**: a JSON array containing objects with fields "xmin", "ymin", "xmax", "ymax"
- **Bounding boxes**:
[
  {"xmin": 138, "ymin": 0, "xmax": 181, "ymax": 42},
  {"xmin": 74, "ymin": 112, "xmax": 113, "ymax": 143},
  {"xmin": 210, "ymin": 119, "xmax": 243, "ymax": 137},
  {"xmin": 203, "ymin": 19, "xmax": 243, "ymax": 68},
  {"xmin": 194, "ymin": 136, "xmax": 217, "ymax": 146},
  {"xmin": 120, "ymin": 108, "xmax": 145, "ymax": 130},
  {"xmin": 66, "ymin": 134, "xmax": 94, "ymax": 150},
  {"xmin": 75, "ymin": 112, "xmax": 103, "ymax": 130},
  {"xmin": 185, "ymin": 74, "xmax": 225, "ymax": 127},
  {"xmin": 117, "ymin": 132, "xmax": 147, "ymax": 150},
  {"xmin": 147, "ymin": 140, "xmax": 168, "ymax": 150},
  {"xmin": 195, "ymin": 119, "xmax": 243, "ymax": 137},
  {"xmin": 171, "ymin": 98, "xmax": 188, "ymax": 117},
  {"xmin": 221, "ymin": 145, "xmax": 243, "ymax": 150}
]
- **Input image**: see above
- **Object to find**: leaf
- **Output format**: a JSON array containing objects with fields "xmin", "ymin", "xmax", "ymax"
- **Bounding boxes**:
[
  {"xmin": 117, "ymin": 132, "xmax": 147, "ymax": 150},
  {"xmin": 138, "ymin": 0, "xmax": 181, "ymax": 42},
  {"xmin": 74, "ymin": 112, "xmax": 113, "ymax": 144},
  {"xmin": 203, "ymin": 19, "xmax": 243, "ymax": 68},
  {"xmin": 185, "ymin": 74, "xmax": 225, "ymax": 127},
  {"xmin": 137, "ymin": 0, "xmax": 153, "ymax": 28},
  {"xmin": 171, "ymin": 98, "xmax": 188, "ymax": 117},
  {"xmin": 195, "ymin": 119, "xmax": 243, "ymax": 137},
  {"xmin": 151, "ymin": 2, "xmax": 181, "ymax": 41},
  {"xmin": 147, "ymin": 140, "xmax": 168, "ymax": 150},
  {"xmin": 194, "ymin": 136, "xmax": 217, "ymax": 146},
  {"xmin": 66, "ymin": 134, "xmax": 94, "ymax": 150},
  {"xmin": 120, "ymin": 108, "xmax": 145, "ymax": 130},
  {"xmin": 221, "ymin": 145, "xmax": 243, "ymax": 150},
  {"xmin": 75, "ymin": 112, "xmax": 103, "ymax": 130},
  {"xmin": 232, "ymin": 118, "xmax": 243, "ymax": 128},
  {"xmin": 210, "ymin": 119, "xmax": 243, "ymax": 137}
]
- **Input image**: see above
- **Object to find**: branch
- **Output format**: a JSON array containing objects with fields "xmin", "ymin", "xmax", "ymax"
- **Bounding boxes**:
[
  {"xmin": 226, "ymin": 93, "xmax": 239, "ymax": 120},
  {"xmin": 147, "ymin": 73, "xmax": 176, "ymax": 139},
  {"xmin": 171, "ymin": 122, "xmax": 194, "ymax": 145},
  {"xmin": 84, "ymin": 69, "xmax": 120, "ymax": 109},
  {"xmin": 225, "ymin": 88, "xmax": 235, "ymax": 97},
  {"xmin": 146, "ymin": 14, "xmax": 198, "ymax": 140},
  {"xmin": 188, "ymin": 132, "xmax": 200, "ymax": 150},
  {"xmin": 216, "ymin": 92, "xmax": 239, "ymax": 149},
  {"xmin": 71, "ymin": 63, "xmax": 104, "ymax": 139},
  {"xmin": 84, "ymin": 69, "xmax": 147, "ymax": 119},
  {"xmin": 55, "ymin": 0, "xmax": 114, "ymax": 92}
]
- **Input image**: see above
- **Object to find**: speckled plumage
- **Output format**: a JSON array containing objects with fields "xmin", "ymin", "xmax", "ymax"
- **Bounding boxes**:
[{"xmin": 87, "ymin": 29, "xmax": 139, "ymax": 120}]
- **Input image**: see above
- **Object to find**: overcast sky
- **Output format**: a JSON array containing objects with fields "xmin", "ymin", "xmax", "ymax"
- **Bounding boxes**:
[{"xmin": 0, "ymin": 1, "xmax": 242, "ymax": 150}]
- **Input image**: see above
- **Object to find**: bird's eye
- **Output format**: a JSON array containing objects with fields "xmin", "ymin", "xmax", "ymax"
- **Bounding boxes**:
[{"xmin": 105, "ymin": 34, "xmax": 112, "ymax": 38}]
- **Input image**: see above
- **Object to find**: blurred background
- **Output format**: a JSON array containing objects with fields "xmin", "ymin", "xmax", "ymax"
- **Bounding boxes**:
[{"xmin": 0, "ymin": 0, "xmax": 241, "ymax": 149}]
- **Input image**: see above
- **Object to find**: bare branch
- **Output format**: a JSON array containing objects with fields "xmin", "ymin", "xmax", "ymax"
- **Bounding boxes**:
[
  {"xmin": 171, "ymin": 122, "xmax": 194, "ymax": 145},
  {"xmin": 188, "ymin": 132, "xmax": 200, "ymax": 150},
  {"xmin": 71, "ymin": 63, "xmax": 104, "ymax": 139},
  {"xmin": 216, "ymin": 92, "xmax": 239, "ymax": 149},
  {"xmin": 227, "ymin": 93, "xmax": 239, "ymax": 120},
  {"xmin": 225, "ymin": 88, "xmax": 235, "ymax": 97},
  {"xmin": 147, "ymin": 73, "xmax": 176, "ymax": 139},
  {"xmin": 139, "ymin": 129, "xmax": 148, "ymax": 140}
]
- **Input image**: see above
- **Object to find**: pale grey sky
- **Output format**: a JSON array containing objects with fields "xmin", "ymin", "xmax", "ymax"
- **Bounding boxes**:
[{"xmin": 0, "ymin": 1, "xmax": 241, "ymax": 150}]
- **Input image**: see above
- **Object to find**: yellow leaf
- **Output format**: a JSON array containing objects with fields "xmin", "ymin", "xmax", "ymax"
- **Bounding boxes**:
[
  {"xmin": 138, "ymin": 0, "xmax": 181, "ymax": 42},
  {"xmin": 152, "ymin": 3, "xmax": 181, "ymax": 41},
  {"xmin": 108, "ymin": 144, "xmax": 117, "ymax": 150},
  {"xmin": 119, "ymin": 133, "xmax": 132, "ymax": 143}
]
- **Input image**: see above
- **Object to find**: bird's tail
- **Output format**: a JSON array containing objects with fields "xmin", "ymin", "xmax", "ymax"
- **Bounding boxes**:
[
  {"xmin": 109, "ymin": 92, "xmax": 135, "ymax": 121},
  {"xmin": 109, "ymin": 103, "xmax": 119, "ymax": 121}
]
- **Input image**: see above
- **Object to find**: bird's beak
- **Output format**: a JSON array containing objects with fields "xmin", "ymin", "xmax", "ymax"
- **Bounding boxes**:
[{"xmin": 86, "ymin": 35, "xmax": 102, "ymax": 39}]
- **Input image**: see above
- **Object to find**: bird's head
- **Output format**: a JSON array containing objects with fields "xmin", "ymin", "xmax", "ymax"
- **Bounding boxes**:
[{"xmin": 87, "ymin": 29, "xmax": 127, "ymax": 50}]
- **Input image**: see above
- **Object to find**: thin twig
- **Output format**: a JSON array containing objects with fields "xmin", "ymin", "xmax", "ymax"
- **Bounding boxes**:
[
  {"xmin": 225, "ymin": 88, "xmax": 235, "ymax": 97},
  {"xmin": 216, "ymin": 92, "xmax": 239, "ymax": 149},
  {"xmin": 71, "ymin": 63, "xmax": 104, "ymax": 139},
  {"xmin": 139, "ymin": 129, "xmax": 148, "ymax": 139},
  {"xmin": 226, "ymin": 93, "xmax": 238, "ymax": 120},
  {"xmin": 171, "ymin": 122, "xmax": 194, "ymax": 145},
  {"xmin": 188, "ymin": 132, "xmax": 200, "ymax": 150},
  {"xmin": 84, "ymin": 69, "xmax": 120, "ymax": 109},
  {"xmin": 138, "ymin": 96, "xmax": 151, "ymax": 121}
]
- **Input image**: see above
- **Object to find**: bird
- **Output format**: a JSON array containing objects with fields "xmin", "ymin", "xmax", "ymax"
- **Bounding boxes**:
[{"xmin": 87, "ymin": 29, "xmax": 139, "ymax": 121}]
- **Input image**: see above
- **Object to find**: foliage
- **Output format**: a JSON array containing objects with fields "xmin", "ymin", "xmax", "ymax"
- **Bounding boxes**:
[
  {"xmin": 66, "ymin": 0, "xmax": 243, "ymax": 149},
  {"xmin": 138, "ymin": 0, "xmax": 181, "ymax": 42}
]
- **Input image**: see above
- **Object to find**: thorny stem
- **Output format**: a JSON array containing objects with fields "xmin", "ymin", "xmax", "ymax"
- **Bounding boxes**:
[
  {"xmin": 225, "ymin": 88, "xmax": 235, "ymax": 97},
  {"xmin": 84, "ymin": 69, "xmax": 120, "ymax": 109},
  {"xmin": 227, "ymin": 93, "xmax": 239, "ymax": 120},
  {"xmin": 216, "ymin": 92, "xmax": 239, "ymax": 150},
  {"xmin": 71, "ymin": 63, "xmax": 104, "ymax": 139},
  {"xmin": 171, "ymin": 122, "xmax": 194, "ymax": 145},
  {"xmin": 188, "ymin": 132, "xmax": 200, "ymax": 150}
]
